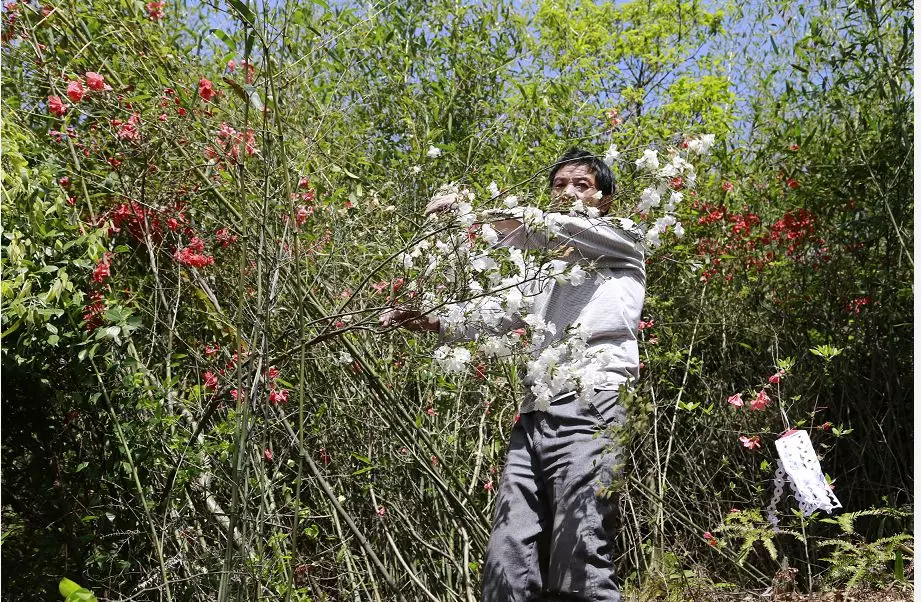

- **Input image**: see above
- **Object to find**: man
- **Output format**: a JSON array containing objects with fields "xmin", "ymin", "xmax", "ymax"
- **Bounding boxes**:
[{"xmin": 381, "ymin": 148, "xmax": 646, "ymax": 601}]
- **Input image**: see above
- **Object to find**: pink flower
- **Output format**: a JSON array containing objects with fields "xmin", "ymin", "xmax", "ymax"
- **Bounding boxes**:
[
  {"xmin": 298, "ymin": 177, "xmax": 310, "ymax": 189},
  {"xmin": 739, "ymin": 435, "xmax": 761, "ymax": 450},
  {"xmin": 768, "ymin": 369, "xmax": 785, "ymax": 384},
  {"xmin": 703, "ymin": 531, "xmax": 718, "ymax": 546},
  {"xmin": 376, "ymin": 506, "xmax": 386, "ymax": 516},
  {"xmin": 425, "ymin": 407, "xmax": 437, "ymax": 417},
  {"xmin": 750, "ymin": 389, "xmax": 770, "ymax": 411},
  {"xmin": 264, "ymin": 448, "xmax": 273, "ymax": 462},
  {"xmin": 145, "ymin": 1, "xmax": 164, "ymax": 21},
  {"xmin": 230, "ymin": 388, "xmax": 241, "ymax": 401},
  {"xmin": 721, "ymin": 181, "xmax": 734, "ymax": 192},
  {"xmin": 789, "ymin": 144, "xmax": 799, "ymax": 152},
  {"xmin": 47, "ymin": 95, "xmax": 67, "ymax": 116},
  {"xmin": 820, "ymin": 421, "xmax": 832, "ymax": 431},
  {"xmin": 227, "ymin": 59, "xmax": 237, "ymax": 72},
  {"xmin": 637, "ymin": 319, "xmax": 654, "ymax": 331},
  {"xmin": 198, "ymin": 77, "xmax": 216, "ymax": 102},
  {"xmin": 204, "ymin": 343, "xmax": 219, "ymax": 357},
  {"xmin": 114, "ymin": 113, "xmax": 141, "ymax": 142},
  {"xmin": 215, "ymin": 227, "xmax": 237, "ymax": 247},
  {"xmin": 66, "ymin": 80, "xmax": 85, "ymax": 103},
  {"xmin": 203, "ymin": 371, "xmax": 218, "ymax": 390},
  {"xmin": 85, "ymin": 71, "xmax": 105, "ymax": 91},
  {"xmin": 483, "ymin": 479, "xmax": 494, "ymax": 491},
  {"xmin": 266, "ymin": 366, "xmax": 280, "ymax": 381},
  {"xmin": 727, "ymin": 393, "xmax": 744, "ymax": 408}
]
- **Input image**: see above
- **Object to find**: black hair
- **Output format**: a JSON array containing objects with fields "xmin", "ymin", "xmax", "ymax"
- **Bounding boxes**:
[{"xmin": 548, "ymin": 147, "xmax": 615, "ymax": 197}]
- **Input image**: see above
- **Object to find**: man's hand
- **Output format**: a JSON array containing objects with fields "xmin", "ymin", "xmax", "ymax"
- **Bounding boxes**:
[
  {"xmin": 379, "ymin": 307, "xmax": 440, "ymax": 332},
  {"xmin": 424, "ymin": 192, "xmax": 458, "ymax": 216}
]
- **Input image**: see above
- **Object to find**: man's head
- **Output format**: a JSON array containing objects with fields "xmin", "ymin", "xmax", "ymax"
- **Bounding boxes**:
[{"xmin": 548, "ymin": 148, "xmax": 615, "ymax": 215}]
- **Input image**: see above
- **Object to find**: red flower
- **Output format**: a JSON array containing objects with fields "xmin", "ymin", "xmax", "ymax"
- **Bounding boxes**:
[
  {"xmin": 205, "ymin": 343, "xmax": 219, "ymax": 357},
  {"xmin": 483, "ymin": 479, "xmax": 494, "ymax": 491},
  {"xmin": 721, "ymin": 181, "xmax": 734, "ymax": 192},
  {"xmin": 266, "ymin": 366, "xmax": 280, "ymax": 381},
  {"xmin": 430, "ymin": 455, "xmax": 439, "ymax": 467},
  {"xmin": 264, "ymin": 448, "xmax": 273, "ymax": 462},
  {"xmin": 114, "ymin": 113, "xmax": 141, "ymax": 142},
  {"xmin": 59, "ymin": 176, "xmax": 71, "ymax": 188},
  {"xmin": 637, "ymin": 319, "xmax": 654, "ymax": 331},
  {"xmin": 227, "ymin": 59, "xmax": 237, "ymax": 72},
  {"xmin": 269, "ymin": 389, "xmax": 289, "ymax": 405},
  {"xmin": 425, "ymin": 407, "xmax": 437, "ymax": 417},
  {"xmin": 786, "ymin": 178, "xmax": 800, "ymax": 189},
  {"xmin": 174, "ymin": 237, "xmax": 214, "ymax": 268},
  {"xmin": 203, "ymin": 371, "xmax": 218, "ymax": 390},
  {"xmin": 474, "ymin": 362, "xmax": 487, "ymax": 379},
  {"xmin": 66, "ymin": 80, "xmax": 85, "ymax": 103},
  {"xmin": 376, "ymin": 506, "xmax": 386, "ymax": 516},
  {"xmin": 750, "ymin": 389, "xmax": 770, "ymax": 411},
  {"xmin": 298, "ymin": 177, "xmax": 310, "ymax": 189},
  {"xmin": 703, "ymin": 531, "xmax": 718, "ymax": 546},
  {"xmin": 145, "ymin": 1, "xmax": 164, "ymax": 21},
  {"xmin": 215, "ymin": 227, "xmax": 237, "ymax": 247},
  {"xmin": 727, "ymin": 393, "xmax": 744, "ymax": 408},
  {"xmin": 789, "ymin": 143, "xmax": 799, "ymax": 152},
  {"xmin": 47, "ymin": 95, "xmax": 67, "ymax": 116},
  {"xmin": 85, "ymin": 71, "xmax": 105, "ymax": 91},
  {"xmin": 319, "ymin": 448, "xmax": 332, "ymax": 465},
  {"xmin": 820, "ymin": 421, "xmax": 832, "ymax": 431},
  {"xmin": 198, "ymin": 77, "xmax": 216, "ymax": 102},
  {"xmin": 768, "ymin": 369, "xmax": 785, "ymax": 384},
  {"xmin": 92, "ymin": 252, "xmax": 113, "ymax": 283}
]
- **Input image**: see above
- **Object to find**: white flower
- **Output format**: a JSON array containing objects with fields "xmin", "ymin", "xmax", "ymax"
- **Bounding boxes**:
[
  {"xmin": 337, "ymin": 351, "xmax": 353, "ymax": 365},
  {"xmin": 435, "ymin": 346, "xmax": 471, "ymax": 373},
  {"xmin": 426, "ymin": 145, "xmax": 442, "ymax": 159},
  {"xmin": 646, "ymin": 228, "xmax": 662, "ymax": 247},
  {"xmin": 487, "ymin": 181, "xmax": 500, "ymax": 198},
  {"xmin": 400, "ymin": 253, "xmax": 415, "ymax": 268},
  {"xmin": 603, "ymin": 144, "xmax": 621, "ymax": 166},
  {"xmin": 673, "ymin": 221, "xmax": 685, "ymax": 237},
  {"xmin": 687, "ymin": 134, "xmax": 715, "ymax": 156},
  {"xmin": 664, "ymin": 191, "xmax": 683, "ymax": 212},
  {"xmin": 410, "ymin": 165, "xmax": 422, "ymax": 174},
  {"xmin": 470, "ymin": 254, "xmax": 498, "ymax": 272},
  {"xmin": 481, "ymin": 223, "xmax": 499, "ymax": 245},
  {"xmin": 568, "ymin": 264, "xmax": 588, "ymax": 287},
  {"xmin": 504, "ymin": 195, "xmax": 519, "ymax": 209},
  {"xmin": 480, "ymin": 336, "xmax": 512, "ymax": 359},
  {"xmin": 637, "ymin": 187, "xmax": 662, "ymax": 212},
  {"xmin": 635, "ymin": 149, "xmax": 660, "ymax": 172}
]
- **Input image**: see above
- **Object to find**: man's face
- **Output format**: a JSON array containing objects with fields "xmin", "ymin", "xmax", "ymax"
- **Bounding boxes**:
[{"xmin": 551, "ymin": 163, "xmax": 611, "ymax": 214}]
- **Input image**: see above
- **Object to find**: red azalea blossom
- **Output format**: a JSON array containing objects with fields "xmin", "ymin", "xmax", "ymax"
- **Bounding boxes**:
[
  {"xmin": 66, "ymin": 80, "xmax": 84, "ymax": 103},
  {"xmin": 739, "ymin": 435, "xmax": 761, "ymax": 450},
  {"xmin": 430, "ymin": 455, "xmax": 439, "ymax": 467},
  {"xmin": 376, "ymin": 506, "xmax": 386, "ymax": 517},
  {"xmin": 229, "ymin": 388, "xmax": 242, "ymax": 401},
  {"xmin": 59, "ymin": 176, "xmax": 71, "ymax": 188},
  {"xmin": 820, "ymin": 421, "xmax": 832, "ymax": 431},
  {"xmin": 727, "ymin": 393, "xmax": 744, "ymax": 408},
  {"xmin": 474, "ymin": 362, "xmax": 487, "ymax": 379},
  {"xmin": 703, "ymin": 532, "xmax": 718, "ymax": 546},
  {"xmin": 789, "ymin": 143, "xmax": 799, "ymax": 152},
  {"xmin": 786, "ymin": 178, "xmax": 800, "ymax": 189},
  {"xmin": 85, "ymin": 71, "xmax": 105, "ymax": 91},
  {"xmin": 319, "ymin": 448, "xmax": 332, "ymax": 465},
  {"xmin": 483, "ymin": 479, "xmax": 494, "ymax": 491},
  {"xmin": 637, "ymin": 319, "xmax": 654, "ymax": 331},
  {"xmin": 204, "ymin": 343, "xmax": 219, "ymax": 357},
  {"xmin": 198, "ymin": 77, "xmax": 216, "ymax": 102},
  {"xmin": 269, "ymin": 389, "xmax": 289, "ymax": 405},
  {"xmin": 425, "ymin": 407, "xmax": 437, "ymax": 417},
  {"xmin": 47, "ymin": 95, "xmax": 66, "ymax": 116},
  {"xmin": 174, "ymin": 237, "xmax": 214, "ymax": 268},
  {"xmin": 145, "ymin": 1, "xmax": 164, "ymax": 21},
  {"xmin": 750, "ymin": 389, "xmax": 771, "ymax": 411},
  {"xmin": 768, "ymin": 369, "xmax": 786, "ymax": 384},
  {"xmin": 721, "ymin": 181, "xmax": 734, "ymax": 192},
  {"xmin": 92, "ymin": 252, "xmax": 114, "ymax": 283},
  {"xmin": 115, "ymin": 113, "xmax": 141, "ymax": 142},
  {"xmin": 264, "ymin": 448, "xmax": 273, "ymax": 462},
  {"xmin": 227, "ymin": 59, "xmax": 237, "ymax": 72},
  {"xmin": 371, "ymin": 280, "xmax": 388, "ymax": 293},
  {"xmin": 215, "ymin": 227, "xmax": 237, "ymax": 247},
  {"xmin": 298, "ymin": 177, "xmax": 311, "ymax": 189},
  {"xmin": 846, "ymin": 296, "xmax": 871, "ymax": 315},
  {"xmin": 82, "ymin": 290, "xmax": 106, "ymax": 330},
  {"xmin": 203, "ymin": 371, "xmax": 218, "ymax": 390}
]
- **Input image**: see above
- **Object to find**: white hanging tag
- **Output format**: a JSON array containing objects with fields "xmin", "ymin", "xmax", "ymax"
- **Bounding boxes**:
[{"xmin": 774, "ymin": 430, "xmax": 842, "ymax": 518}]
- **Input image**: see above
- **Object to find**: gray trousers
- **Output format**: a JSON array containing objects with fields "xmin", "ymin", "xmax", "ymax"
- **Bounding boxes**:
[{"xmin": 482, "ymin": 390, "xmax": 624, "ymax": 602}]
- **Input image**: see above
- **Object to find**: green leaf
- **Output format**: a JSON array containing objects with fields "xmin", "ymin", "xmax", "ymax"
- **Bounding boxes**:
[
  {"xmin": 211, "ymin": 28, "xmax": 235, "ymax": 50},
  {"xmin": 226, "ymin": 0, "xmax": 255, "ymax": 26}
]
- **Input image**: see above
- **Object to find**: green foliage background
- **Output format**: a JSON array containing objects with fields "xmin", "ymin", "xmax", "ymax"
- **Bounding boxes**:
[{"xmin": 1, "ymin": 0, "xmax": 912, "ymax": 599}]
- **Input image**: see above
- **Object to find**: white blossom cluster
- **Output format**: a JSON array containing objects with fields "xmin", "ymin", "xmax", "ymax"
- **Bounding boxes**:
[{"xmin": 631, "ymin": 134, "xmax": 714, "ymax": 248}]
